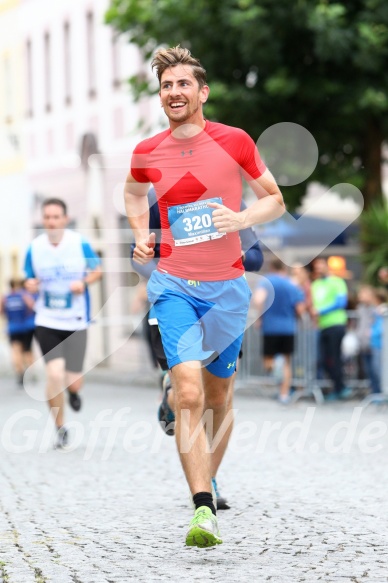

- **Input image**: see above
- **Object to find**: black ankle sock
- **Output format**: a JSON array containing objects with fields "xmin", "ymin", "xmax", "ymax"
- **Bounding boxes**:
[{"xmin": 193, "ymin": 491, "xmax": 216, "ymax": 516}]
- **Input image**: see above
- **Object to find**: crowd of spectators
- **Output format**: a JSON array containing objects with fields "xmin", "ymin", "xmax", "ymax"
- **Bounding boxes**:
[
  {"xmin": 2, "ymin": 255, "xmax": 387, "ymax": 402},
  {"xmin": 253, "ymin": 257, "xmax": 388, "ymax": 402}
]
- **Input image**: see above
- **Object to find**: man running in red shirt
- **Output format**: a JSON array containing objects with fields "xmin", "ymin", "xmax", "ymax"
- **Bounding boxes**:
[{"xmin": 125, "ymin": 46, "xmax": 284, "ymax": 547}]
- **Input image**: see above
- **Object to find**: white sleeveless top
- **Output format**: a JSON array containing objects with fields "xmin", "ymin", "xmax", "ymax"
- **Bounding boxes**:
[{"xmin": 24, "ymin": 230, "xmax": 100, "ymax": 331}]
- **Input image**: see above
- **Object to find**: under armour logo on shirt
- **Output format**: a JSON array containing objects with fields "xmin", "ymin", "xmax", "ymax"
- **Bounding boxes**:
[{"xmin": 181, "ymin": 150, "xmax": 193, "ymax": 156}]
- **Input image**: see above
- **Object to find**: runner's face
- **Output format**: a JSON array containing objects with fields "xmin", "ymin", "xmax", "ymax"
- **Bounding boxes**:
[
  {"xmin": 42, "ymin": 204, "xmax": 68, "ymax": 235},
  {"xmin": 159, "ymin": 64, "xmax": 209, "ymax": 126}
]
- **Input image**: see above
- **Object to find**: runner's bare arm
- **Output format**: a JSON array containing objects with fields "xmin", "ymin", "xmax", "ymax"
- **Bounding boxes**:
[
  {"xmin": 21, "ymin": 292, "xmax": 36, "ymax": 310},
  {"xmin": 124, "ymin": 172, "xmax": 156, "ymax": 264},
  {"xmin": 295, "ymin": 301, "xmax": 306, "ymax": 318},
  {"xmin": 84, "ymin": 265, "xmax": 102, "ymax": 285},
  {"xmin": 209, "ymin": 168, "xmax": 285, "ymax": 233},
  {"xmin": 70, "ymin": 266, "xmax": 103, "ymax": 294},
  {"xmin": 253, "ymin": 287, "xmax": 268, "ymax": 312}
]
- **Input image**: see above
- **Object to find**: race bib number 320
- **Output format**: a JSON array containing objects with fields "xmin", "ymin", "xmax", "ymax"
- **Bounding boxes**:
[{"xmin": 168, "ymin": 197, "xmax": 226, "ymax": 246}]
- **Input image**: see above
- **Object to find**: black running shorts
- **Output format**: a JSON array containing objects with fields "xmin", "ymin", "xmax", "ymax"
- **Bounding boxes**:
[
  {"xmin": 263, "ymin": 334, "xmax": 295, "ymax": 356},
  {"xmin": 9, "ymin": 330, "xmax": 34, "ymax": 352},
  {"xmin": 35, "ymin": 326, "xmax": 87, "ymax": 372},
  {"xmin": 149, "ymin": 324, "xmax": 169, "ymax": 372}
]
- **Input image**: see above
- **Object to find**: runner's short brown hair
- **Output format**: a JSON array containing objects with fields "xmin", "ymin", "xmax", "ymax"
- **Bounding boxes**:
[
  {"xmin": 151, "ymin": 46, "xmax": 207, "ymax": 88},
  {"xmin": 42, "ymin": 198, "xmax": 67, "ymax": 215}
]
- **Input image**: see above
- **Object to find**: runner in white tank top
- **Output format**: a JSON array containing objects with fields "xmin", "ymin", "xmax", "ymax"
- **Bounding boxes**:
[{"xmin": 24, "ymin": 198, "xmax": 102, "ymax": 448}]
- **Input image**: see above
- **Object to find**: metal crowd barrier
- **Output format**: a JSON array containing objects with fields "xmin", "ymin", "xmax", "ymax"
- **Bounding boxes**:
[{"xmin": 236, "ymin": 310, "xmax": 385, "ymax": 405}]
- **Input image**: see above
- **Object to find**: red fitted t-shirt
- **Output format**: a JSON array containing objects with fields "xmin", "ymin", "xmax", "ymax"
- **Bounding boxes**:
[{"xmin": 131, "ymin": 120, "xmax": 266, "ymax": 281}]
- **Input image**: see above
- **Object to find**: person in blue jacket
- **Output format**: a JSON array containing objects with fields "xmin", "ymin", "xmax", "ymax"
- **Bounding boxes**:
[
  {"xmin": 1, "ymin": 278, "xmax": 36, "ymax": 385},
  {"xmin": 130, "ymin": 188, "xmax": 263, "ymax": 509},
  {"xmin": 369, "ymin": 287, "xmax": 388, "ymax": 394}
]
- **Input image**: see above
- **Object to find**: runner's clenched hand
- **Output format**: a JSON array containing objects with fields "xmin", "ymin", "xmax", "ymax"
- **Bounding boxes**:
[
  {"xmin": 133, "ymin": 232, "xmax": 156, "ymax": 264},
  {"xmin": 208, "ymin": 202, "xmax": 245, "ymax": 233}
]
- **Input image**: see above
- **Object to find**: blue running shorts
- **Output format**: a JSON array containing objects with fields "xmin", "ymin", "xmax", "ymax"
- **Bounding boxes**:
[{"xmin": 147, "ymin": 270, "xmax": 252, "ymax": 378}]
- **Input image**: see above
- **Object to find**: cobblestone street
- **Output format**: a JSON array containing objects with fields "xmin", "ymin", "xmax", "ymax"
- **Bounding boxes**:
[{"xmin": 1, "ymin": 374, "xmax": 388, "ymax": 582}]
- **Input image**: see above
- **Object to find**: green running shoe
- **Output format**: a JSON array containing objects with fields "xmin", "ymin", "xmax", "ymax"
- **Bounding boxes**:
[{"xmin": 185, "ymin": 506, "xmax": 223, "ymax": 548}]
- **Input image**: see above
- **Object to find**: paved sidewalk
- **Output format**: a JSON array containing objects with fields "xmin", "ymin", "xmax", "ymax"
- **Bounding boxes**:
[{"xmin": 1, "ymin": 377, "xmax": 388, "ymax": 582}]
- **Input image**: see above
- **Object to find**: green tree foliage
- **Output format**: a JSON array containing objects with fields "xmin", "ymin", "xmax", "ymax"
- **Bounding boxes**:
[
  {"xmin": 106, "ymin": 0, "xmax": 388, "ymax": 209},
  {"xmin": 360, "ymin": 200, "xmax": 388, "ymax": 283}
]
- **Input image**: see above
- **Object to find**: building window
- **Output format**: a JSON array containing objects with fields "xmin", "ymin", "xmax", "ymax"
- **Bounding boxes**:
[
  {"xmin": 3, "ymin": 56, "xmax": 18, "ymax": 150},
  {"xmin": 64, "ymin": 22, "xmax": 71, "ymax": 105},
  {"xmin": 80, "ymin": 131, "xmax": 99, "ymax": 169},
  {"xmin": 0, "ymin": 253, "xmax": 3, "ymax": 296},
  {"xmin": 113, "ymin": 107, "xmax": 124, "ymax": 139},
  {"xmin": 11, "ymin": 249, "xmax": 19, "ymax": 278},
  {"xmin": 86, "ymin": 12, "xmax": 96, "ymax": 98},
  {"xmin": 47, "ymin": 129, "xmax": 54, "ymax": 155},
  {"xmin": 65, "ymin": 122, "xmax": 74, "ymax": 151},
  {"xmin": 111, "ymin": 31, "xmax": 121, "ymax": 88},
  {"xmin": 3, "ymin": 55, "xmax": 12, "ymax": 123},
  {"xmin": 26, "ymin": 40, "xmax": 33, "ymax": 117},
  {"xmin": 29, "ymin": 135, "xmax": 36, "ymax": 158},
  {"xmin": 44, "ymin": 32, "xmax": 51, "ymax": 112}
]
